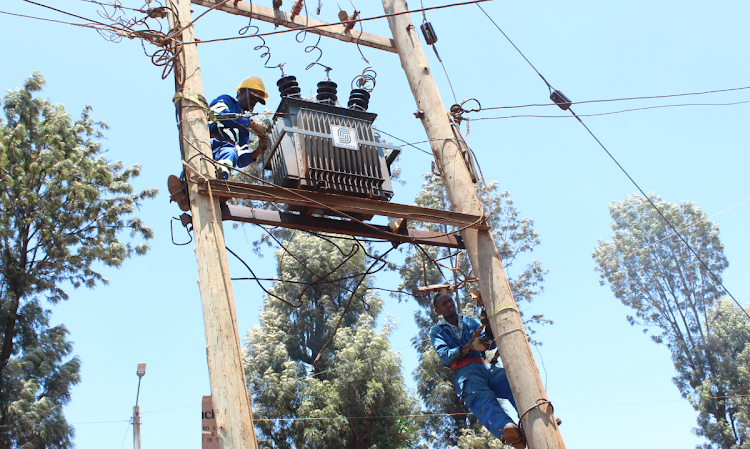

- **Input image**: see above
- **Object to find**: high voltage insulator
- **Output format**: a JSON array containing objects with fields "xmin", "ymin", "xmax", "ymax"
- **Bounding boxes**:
[
  {"xmin": 347, "ymin": 89, "xmax": 370, "ymax": 111},
  {"xmin": 277, "ymin": 75, "xmax": 301, "ymax": 99},
  {"xmin": 316, "ymin": 80, "xmax": 337, "ymax": 105},
  {"xmin": 273, "ymin": 0, "xmax": 282, "ymax": 10},
  {"xmin": 338, "ymin": 10, "xmax": 359, "ymax": 32},
  {"xmin": 290, "ymin": 0, "xmax": 304, "ymax": 21}
]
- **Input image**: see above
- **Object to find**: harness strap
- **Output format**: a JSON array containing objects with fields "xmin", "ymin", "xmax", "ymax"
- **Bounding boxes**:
[{"xmin": 450, "ymin": 357, "xmax": 488, "ymax": 371}]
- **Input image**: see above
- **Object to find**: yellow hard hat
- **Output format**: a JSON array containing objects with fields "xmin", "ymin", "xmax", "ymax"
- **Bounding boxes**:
[{"xmin": 237, "ymin": 76, "xmax": 268, "ymax": 99}]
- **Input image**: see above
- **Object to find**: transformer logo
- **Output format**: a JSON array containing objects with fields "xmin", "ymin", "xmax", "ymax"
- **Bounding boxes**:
[{"xmin": 330, "ymin": 125, "xmax": 359, "ymax": 151}]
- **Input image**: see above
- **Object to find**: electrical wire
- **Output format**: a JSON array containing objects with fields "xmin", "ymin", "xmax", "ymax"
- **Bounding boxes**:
[
  {"xmin": 419, "ymin": 0, "xmax": 458, "ymax": 105},
  {"xmin": 187, "ymin": 0, "xmax": 492, "ymax": 44},
  {"xmin": 0, "ymin": 8, "xmax": 109, "ymax": 30},
  {"xmin": 538, "ymin": 197, "xmax": 750, "ymax": 300},
  {"xmin": 67, "ymin": 392, "xmax": 750, "ymax": 425},
  {"xmin": 372, "ymin": 128, "xmax": 432, "ymax": 155},
  {"xmin": 570, "ymin": 107, "xmax": 749, "ymax": 319},
  {"xmin": 476, "ymin": 2, "xmax": 747, "ymax": 319},
  {"xmin": 118, "ymin": 420, "xmax": 131, "ymax": 449},
  {"xmin": 479, "ymin": 86, "xmax": 750, "ymax": 111},
  {"xmin": 22, "ymin": 0, "xmax": 119, "ymax": 30},
  {"xmin": 469, "ymin": 100, "xmax": 750, "ymax": 121},
  {"xmin": 475, "ymin": 3, "xmax": 552, "ymax": 90}
]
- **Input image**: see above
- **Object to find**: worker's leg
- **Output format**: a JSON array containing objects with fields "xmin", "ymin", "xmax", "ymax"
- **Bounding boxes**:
[
  {"xmin": 486, "ymin": 364, "xmax": 517, "ymax": 413},
  {"xmin": 456, "ymin": 364, "xmax": 514, "ymax": 440},
  {"xmin": 212, "ymin": 140, "xmax": 238, "ymax": 179}
]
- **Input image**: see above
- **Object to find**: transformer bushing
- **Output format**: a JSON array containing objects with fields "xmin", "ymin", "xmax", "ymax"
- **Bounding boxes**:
[
  {"xmin": 347, "ymin": 89, "xmax": 370, "ymax": 111},
  {"xmin": 277, "ymin": 75, "xmax": 301, "ymax": 99},
  {"xmin": 316, "ymin": 80, "xmax": 338, "ymax": 106}
]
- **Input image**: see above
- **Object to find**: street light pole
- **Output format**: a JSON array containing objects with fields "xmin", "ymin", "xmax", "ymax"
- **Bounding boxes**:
[{"xmin": 133, "ymin": 363, "xmax": 146, "ymax": 449}]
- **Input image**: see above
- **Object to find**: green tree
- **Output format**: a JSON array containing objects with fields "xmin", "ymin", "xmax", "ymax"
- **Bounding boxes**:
[
  {"xmin": 397, "ymin": 173, "xmax": 547, "ymax": 448},
  {"xmin": 0, "ymin": 73, "xmax": 156, "ymax": 448},
  {"xmin": 697, "ymin": 300, "xmax": 750, "ymax": 449},
  {"xmin": 244, "ymin": 233, "xmax": 418, "ymax": 448},
  {"xmin": 593, "ymin": 193, "xmax": 747, "ymax": 449}
]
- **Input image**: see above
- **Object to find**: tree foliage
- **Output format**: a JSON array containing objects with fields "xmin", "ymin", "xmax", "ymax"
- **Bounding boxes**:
[
  {"xmin": 396, "ymin": 173, "xmax": 547, "ymax": 448},
  {"xmin": 0, "ymin": 73, "xmax": 157, "ymax": 448},
  {"xmin": 593, "ymin": 193, "xmax": 748, "ymax": 449},
  {"xmin": 244, "ymin": 233, "xmax": 418, "ymax": 448}
]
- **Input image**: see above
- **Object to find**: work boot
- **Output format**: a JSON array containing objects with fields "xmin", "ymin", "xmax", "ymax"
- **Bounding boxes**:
[
  {"xmin": 500, "ymin": 423, "xmax": 526, "ymax": 449},
  {"xmin": 167, "ymin": 174, "xmax": 190, "ymax": 211}
]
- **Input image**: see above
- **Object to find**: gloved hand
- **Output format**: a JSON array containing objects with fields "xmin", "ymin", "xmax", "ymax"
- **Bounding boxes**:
[
  {"xmin": 248, "ymin": 119, "xmax": 271, "ymax": 136},
  {"xmin": 460, "ymin": 337, "xmax": 491, "ymax": 355},
  {"xmin": 257, "ymin": 135, "xmax": 269, "ymax": 155},
  {"xmin": 471, "ymin": 337, "xmax": 491, "ymax": 352}
]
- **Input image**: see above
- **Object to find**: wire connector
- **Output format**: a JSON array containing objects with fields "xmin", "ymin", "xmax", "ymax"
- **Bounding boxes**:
[
  {"xmin": 420, "ymin": 22, "xmax": 438, "ymax": 45},
  {"xmin": 550, "ymin": 89, "xmax": 572, "ymax": 111}
]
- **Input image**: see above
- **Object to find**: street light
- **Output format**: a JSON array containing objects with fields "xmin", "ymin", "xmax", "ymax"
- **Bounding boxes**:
[{"xmin": 133, "ymin": 363, "xmax": 146, "ymax": 449}]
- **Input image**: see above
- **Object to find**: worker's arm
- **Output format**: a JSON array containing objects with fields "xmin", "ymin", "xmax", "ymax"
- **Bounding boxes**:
[{"xmin": 430, "ymin": 325, "xmax": 464, "ymax": 365}]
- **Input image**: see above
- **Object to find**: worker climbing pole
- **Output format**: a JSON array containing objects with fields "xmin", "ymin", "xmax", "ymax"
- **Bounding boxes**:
[
  {"xmin": 381, "ymin": 0, "xmax": 566, "ymax": 448},
  {"xmin": 167, "ymin": 1, "xmax": 259, "ymax": 448}
]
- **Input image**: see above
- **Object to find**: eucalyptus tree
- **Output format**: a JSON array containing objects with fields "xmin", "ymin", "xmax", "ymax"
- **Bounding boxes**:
[
  {"xmin": 593, "ymin": 193, "xmax": 747, "ymax": 449},
  {"xmin": 0, "ymin": 73, "xmax": 156, "ymax": 448},
  {"xmin": 244, "ymin": 233, "xmax": 418, "ymax": 449},
  {"xmin": 396, "ymin": 172, "xmax": 547, "ymax": 448}
]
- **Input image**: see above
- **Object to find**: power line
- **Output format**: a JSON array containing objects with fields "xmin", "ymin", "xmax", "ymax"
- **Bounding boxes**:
[
  {"xmin": 372, "ymin": 128, "xmax": 432, "ymax": 155},
  {"xmin": 475, "ymin": 2, "xmax": 747, "ymax": 318},
  {"xmin": 190, "ymin": 0, "xmax": 492, "ymax": 44},
  {"xmin": 470, "ymin": 100, "xmax": 750, "ymax": 121},
  {"xmin": 570, "ymin": 107, "xmax": 749, "ymax": 319},
  {"xmin": 21, "ymin": 0, "xmax": 120, "ymax": 31},
  {"xmin": 476, "ymin": 3, "xmax": 552, "ymax": 89},
  {"xmin": 73, "ymin": 392, "xmax": 750, "ymax": 425},
  {"xmin": 539, "ymin": 196, "xmax": 750, "ymax": 299},
  {"xmin": 480, "ymin": 86, "xmax": 750, "ymax": 111},
  {"xmin": 0, "ymin": 8, "xmax": 107, "ymax": 30}
]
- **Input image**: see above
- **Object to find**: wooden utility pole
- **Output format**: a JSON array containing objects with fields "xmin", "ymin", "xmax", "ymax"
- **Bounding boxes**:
[
  {"xmin": 169, "ymin": 0, "xmax": 258, "ymax": 447},
  {"xmin": 132, "ymin": 405, "xmax": 141, "ymax": 449},
  {"xmin": 381, "ymin": 1, "xmax": 565, "ymax": 448}
]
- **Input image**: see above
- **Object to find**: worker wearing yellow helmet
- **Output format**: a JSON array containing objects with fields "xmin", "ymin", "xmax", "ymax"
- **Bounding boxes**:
[{"xmin": 167, "ymin": 76, "xmax": 273, "ymax": 211}]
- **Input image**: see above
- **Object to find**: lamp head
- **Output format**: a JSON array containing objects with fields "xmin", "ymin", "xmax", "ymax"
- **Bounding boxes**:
[{"xmin": 137, "ymin": 363, "xmax": 147, "ymax": 378}]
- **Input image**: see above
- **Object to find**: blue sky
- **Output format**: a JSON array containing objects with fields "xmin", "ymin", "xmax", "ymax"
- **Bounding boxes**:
[{"xmin": 1, "ymin": 0, "xmax": 748, "ymax": 448}]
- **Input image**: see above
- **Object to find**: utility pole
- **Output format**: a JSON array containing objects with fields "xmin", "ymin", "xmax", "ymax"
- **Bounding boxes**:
[
  {"xmin": 381, "ymin": 1, "xmax": 566, "ymax": 448},
  {"xmin": 132, "ymin": 405, "xmax": 141, "ymax": 449},
  {"xmin": 133, "ymin": 363, "xmax": 146, "ymax": 449},
  {"xmin": 168, "ymin": 0, "xmax": 259, "ymax": 447}
]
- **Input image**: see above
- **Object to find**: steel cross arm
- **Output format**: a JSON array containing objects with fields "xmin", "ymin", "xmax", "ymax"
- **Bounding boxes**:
[
  {"xmin": 197, "ymin": 180, "xmax": 490, "ymax": 230},
  {"xmin": 221, "ymin": 205, "xmax": 465, "ymax": 249},
  {"xmin": 189, "ymin": 0, "xmax": 397, "ymax": 53}
]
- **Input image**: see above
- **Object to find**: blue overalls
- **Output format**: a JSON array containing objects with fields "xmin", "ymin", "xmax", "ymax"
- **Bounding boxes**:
[
  {"xmin": 430, "ymin": 315, "xmax": 518, "ymax": 440},
  {"xmin": 208, "ymin": 95, "xmax": 271, "ymax": 177}
]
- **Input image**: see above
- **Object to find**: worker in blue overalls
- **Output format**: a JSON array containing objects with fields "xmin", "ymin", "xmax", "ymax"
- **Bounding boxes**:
[
  {"xmin": 168, "ymin": 76, "xmax": 273, "ymax": 211},
  {"xmin": 430, "ymin": 293, "xmax": 526, "ymax": 449}
]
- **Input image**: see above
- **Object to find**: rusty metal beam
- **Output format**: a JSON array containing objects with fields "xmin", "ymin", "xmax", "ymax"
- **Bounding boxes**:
[
  {"xmin": 221, "ymin": 205, "xmax": 465, "ymax": 249},
  {"xmin": 199, "ymin": 180, "xmax": 489, "ymax": 231},
  {"xmin": 190, "ymin": 0, "xmax": 397, "ymax": 53}
]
